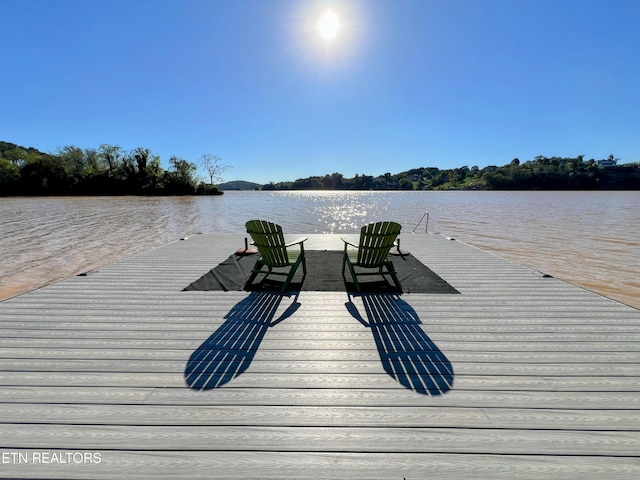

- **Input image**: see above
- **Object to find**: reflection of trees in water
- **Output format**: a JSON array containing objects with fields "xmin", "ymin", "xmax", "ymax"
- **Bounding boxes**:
[{"xmin": 350, "ymin": 293, "xmax": 454, "ymax": 396}]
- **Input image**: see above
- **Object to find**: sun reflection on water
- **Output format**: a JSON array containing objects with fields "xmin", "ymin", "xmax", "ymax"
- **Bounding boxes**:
[{"xmin": 1, "ymin": 191, "xmax": 639, "ymax": 308}]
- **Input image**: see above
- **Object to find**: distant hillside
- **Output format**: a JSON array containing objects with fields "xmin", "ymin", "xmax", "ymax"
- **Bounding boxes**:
[
  {"xmin": 218, "ymin": 180, "xmax": 262, "ymax": 190},
  {"xmin": 3, "ymin": 139, "xmax": 638, "ymax": 194},
  {"xmin": 261, "ymin": 156, "xmax": 640, "ymax": 191}
]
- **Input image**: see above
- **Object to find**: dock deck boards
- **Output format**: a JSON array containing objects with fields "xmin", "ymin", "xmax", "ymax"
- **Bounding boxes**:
[{"xmin": 1, "ymin": 233, "xmax": 639, "ymax": 479}]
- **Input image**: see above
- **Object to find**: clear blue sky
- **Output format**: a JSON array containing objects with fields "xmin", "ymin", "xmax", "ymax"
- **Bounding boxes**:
[{"xmin": 2, "ymin": 0, "xmax": 639, "ymax": 184}]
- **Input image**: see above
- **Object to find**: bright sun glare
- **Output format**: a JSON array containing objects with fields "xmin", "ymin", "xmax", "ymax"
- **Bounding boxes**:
[{"xmin": 318, "ymin": 10, "xmax": 340, "ymax": 40}]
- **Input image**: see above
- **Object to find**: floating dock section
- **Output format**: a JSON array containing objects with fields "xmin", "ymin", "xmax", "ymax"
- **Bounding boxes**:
[{"xmin": 0, "ymin": 233, "xmax": 639, "ymax": 479}]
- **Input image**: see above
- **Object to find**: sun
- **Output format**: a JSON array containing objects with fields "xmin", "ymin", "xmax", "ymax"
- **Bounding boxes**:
[{"xmin": 318, "ymin": 10, "xmax": 340, "ymax": 40}]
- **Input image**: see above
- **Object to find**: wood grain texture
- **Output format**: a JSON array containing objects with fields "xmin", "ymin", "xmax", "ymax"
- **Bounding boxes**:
[{"xmin": 1, "ymin": 233, "xmax": 639, "ymax": 478}]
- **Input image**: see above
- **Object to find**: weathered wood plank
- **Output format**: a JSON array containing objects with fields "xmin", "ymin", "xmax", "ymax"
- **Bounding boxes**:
[
  {"xmin": 3, "ymin": 424, "xmax": 640, "ymax": 457},
  {"xmin": 2, "ymin": 338, "xmax": 639, "ymax": 352},
  {"xmin": 0, "ymin": 451, "xmax": 638, "ymax": 480},
  {"xmin": 1, "ymin": 365, "xmax": 639, "ymax": 392},
  {"xmin": 3, "ymin": 316, "xmax": 640, "ymax": 329},
  {"xmin": 1, "ymin": 403, "xmax": 639, "ymax": 431},
  {"xmin": 0, "ymin": 385, "xmax": 638, "ymax": 409},
  {"xmin": 2, "ymin": 347, "xmax": 640, "ymax": 364},
  {"xmin": 1, "ymin": 359, "xmax": 640, "ymax": 378},
  {"xmin": 0, "ymin": 233, "xmax": 639, "ymax": 479}
]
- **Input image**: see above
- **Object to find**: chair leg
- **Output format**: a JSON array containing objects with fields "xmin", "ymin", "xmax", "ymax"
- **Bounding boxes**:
[
  {"xmin": 386, "ymin": 262, "xmax": 402, "ymax": 292},
  {"xmin": 349, "ymin": 261, "xmax": 361, "ymax": 293},
  {"xmin": 281, "ymin": 267, "xmax": 295, "ymax": 292},
  {"xmin": 282, "ymin": 256, "xmax": 305, "ymax": 293},
  {"xmin": 244, "ymin": 261, "xmax": 264, "ymax": 290},
  {"xmin": 342, "ymin": 254, "xmax": 347, "ymax": 278},
  {"xmin": 342, "ymin": 253, "xmax": 361, "ymax": 293}
]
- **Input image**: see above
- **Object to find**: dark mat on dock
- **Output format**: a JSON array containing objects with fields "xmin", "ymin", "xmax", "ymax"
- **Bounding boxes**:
[{"xmin": 183, "ymin": 250, "xmax": 459, "ymax": 294}]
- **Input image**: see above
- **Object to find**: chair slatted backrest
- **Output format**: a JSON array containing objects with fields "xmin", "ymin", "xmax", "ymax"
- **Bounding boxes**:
[
  {"xmin": 357, "ymin": 221, "xmax": 402, "ymax": 268},
  {"xmin": 246, "ymin": 220, "xmax": 290, "ymax": 267}
]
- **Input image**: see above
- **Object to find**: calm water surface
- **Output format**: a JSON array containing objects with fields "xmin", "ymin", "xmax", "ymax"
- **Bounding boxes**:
[{"xmin": 1, "ymin": 191, "xmax": 638, "ymax": 309}]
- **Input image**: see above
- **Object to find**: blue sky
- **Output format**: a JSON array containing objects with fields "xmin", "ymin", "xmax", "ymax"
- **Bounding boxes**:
[{"xmin": 2, "ymin": 0, "xmax": 639, "ymax": 184}]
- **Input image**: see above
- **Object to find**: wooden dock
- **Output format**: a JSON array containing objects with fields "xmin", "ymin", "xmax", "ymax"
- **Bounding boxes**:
[{"xmin": 1, "ymin": 233, "xmax": 639, "ymax": 479}]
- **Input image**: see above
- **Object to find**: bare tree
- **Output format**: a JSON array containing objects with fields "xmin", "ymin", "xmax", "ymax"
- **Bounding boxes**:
[{"xmin": 200, "ymin": 154, "xmax": 230, "ymax": 185}]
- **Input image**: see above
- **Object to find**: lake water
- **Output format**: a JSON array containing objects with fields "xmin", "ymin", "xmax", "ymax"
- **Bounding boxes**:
[{"xmin": 1, "ymin": 191, "xmax": 638, "ymax": 309}]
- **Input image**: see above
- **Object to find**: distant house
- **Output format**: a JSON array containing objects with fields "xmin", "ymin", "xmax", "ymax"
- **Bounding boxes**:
[{"xmin": 596, "ymin": 159, "xmax": 618, "ymax": 167}]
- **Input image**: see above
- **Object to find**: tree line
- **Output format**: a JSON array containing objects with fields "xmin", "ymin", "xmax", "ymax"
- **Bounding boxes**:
[
  {"xmin": 0, "ymin": 141, "xmax": 228, "ymax": 196},
  {"xmin": 2, "ymin": 141, "xmax": 638, "ymax": 195},
  {"xmin": 262, "ymin": 155, "xmax": 639, "ymax": 191}
]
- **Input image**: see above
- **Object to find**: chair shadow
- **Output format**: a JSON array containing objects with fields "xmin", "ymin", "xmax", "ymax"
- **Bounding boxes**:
[
  {"xmin": 185, "ymin": 291, "xmax": 299, "ymax": 390},
  {"xmin": 346, "ymin": 293, "xmax": 454, "ymax": 396}
]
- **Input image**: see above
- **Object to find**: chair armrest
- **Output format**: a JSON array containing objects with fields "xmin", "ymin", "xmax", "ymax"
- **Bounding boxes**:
[
  {"xmin": 285, "ymin": 237, "xmax": 308, "ymax": 248},
  {"xmin": 341, "ymin": 238, "xmax": 358, "ymax": 249}
]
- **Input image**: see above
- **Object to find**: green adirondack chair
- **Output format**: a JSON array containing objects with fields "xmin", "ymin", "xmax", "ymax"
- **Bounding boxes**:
[
  {"xmin": 244, "ymin": 220, "xmax": 308, "ymax": 292},
  {"xmin": 342, "ymin": 221, "xmax": 402, "ymax": 293}
]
